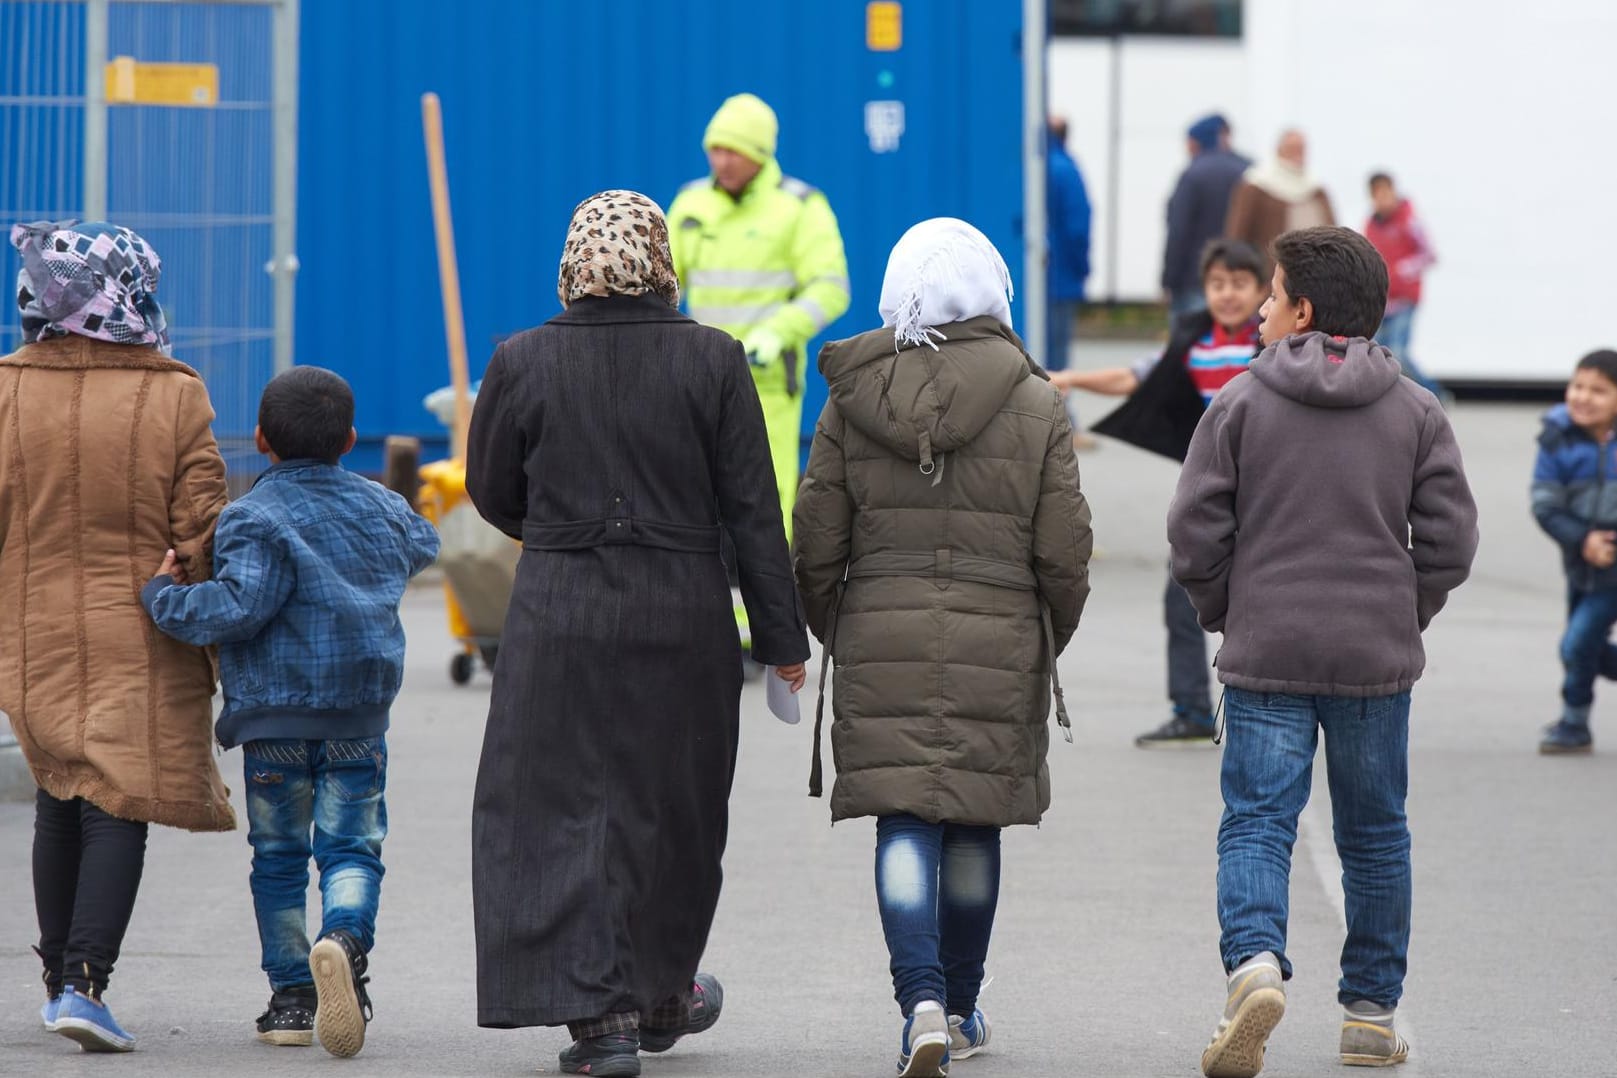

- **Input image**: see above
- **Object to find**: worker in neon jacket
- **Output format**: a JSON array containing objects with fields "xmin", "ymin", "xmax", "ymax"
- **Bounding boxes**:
[{"xmin": 668, "ymin": 93, "xmax": 851, "ymax": 544}]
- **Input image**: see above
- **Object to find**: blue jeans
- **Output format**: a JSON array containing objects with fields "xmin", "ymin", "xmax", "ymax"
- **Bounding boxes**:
[
  {"xmin": 1376, "ymin": 305, "xmax": 1445, "ymax": 398},
  {"xmin": 1165, "ymin": 570, "xmax": 1212, "ymax": 718},
  {"xmin": 1217, "ymin": 690, "xmax": 1411, "ymax": 1007},
  {"xmin": 875, "ymin": 814, "xmax": 1001, "ymax": 1016},
  {"xmin": 244, "ymin": 737, "xmax": 388, "ymax": 990},
  {"xmin": 1560, "ymin": 585, "xmax": 1617, "ymax": 710},
  {"xmin": 1046, "ymin": 299, "xmax": 1078, "ymax": 373}
]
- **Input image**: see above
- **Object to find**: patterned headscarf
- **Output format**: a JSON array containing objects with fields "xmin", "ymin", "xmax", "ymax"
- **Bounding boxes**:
[
  {"xmin": 556, "ymin": 191, "xmax": 679, "ymax": 309},
  {"xmin": 12, "ymin": 220, "xmax": 171, "ymax": 354}
]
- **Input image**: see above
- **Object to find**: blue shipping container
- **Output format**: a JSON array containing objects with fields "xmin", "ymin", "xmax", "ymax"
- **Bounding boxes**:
[{"xmin": 296, "ymin": 0, "xmax": 1029, "ymax": 471}]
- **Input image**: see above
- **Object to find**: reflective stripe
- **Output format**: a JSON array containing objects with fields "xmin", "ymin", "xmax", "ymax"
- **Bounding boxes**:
[
  {"xmin": 689, "ymin": 303, "xmax": 783, "ymax": 326},
  {"xmin": 801, "ymin": 273, "xmax": 850, "ymax": 294},
  {"xmin": 780, "ymin": 175, "xmax": 818, "ymax": 200},
  {"xmin": 790, "ymin": 298, "xmax": 832, "ymax": 333},
  {"xmin": 688, "ymin": 268, "xmax": 797, "ymax": 290}
]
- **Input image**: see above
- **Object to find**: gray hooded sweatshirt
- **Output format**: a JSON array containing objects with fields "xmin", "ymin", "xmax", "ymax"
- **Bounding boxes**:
[{"xmin": 1167, "ymin": 331, "xmax": 1478, "ymax": 696}]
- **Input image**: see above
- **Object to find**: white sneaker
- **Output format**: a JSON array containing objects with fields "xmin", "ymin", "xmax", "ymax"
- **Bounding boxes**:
[
  {"xmin": 948, "ymin": 1008, "xmax": 991, "ymax": 1059},
  {"xmin": 897, "ymin": 1002, "xmax": 949, "ymax": 1077},
  {"xmin": 1200, "ymin": 955, "xmax": 1285, "ymax": 1078}
]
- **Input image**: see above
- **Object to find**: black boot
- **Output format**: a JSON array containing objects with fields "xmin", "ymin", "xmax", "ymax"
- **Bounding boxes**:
[
  {"xmin": 310, "ymin": 930, "xmax": 372, "ymax": 1058},
  {"xmin": 256, "ymin": 984, "xmax": 317, "ymax": 1046}
]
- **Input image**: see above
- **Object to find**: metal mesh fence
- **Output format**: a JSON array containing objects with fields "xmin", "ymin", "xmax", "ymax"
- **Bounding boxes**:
[{"xmin": 1, "ymin": 0, "xmax": 289, "ymax": 477}]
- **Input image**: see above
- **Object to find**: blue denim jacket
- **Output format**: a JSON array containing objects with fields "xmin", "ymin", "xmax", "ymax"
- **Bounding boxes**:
[{"xmin": 143, "ymin": 460, "xmax": 441, "ymax": 747}]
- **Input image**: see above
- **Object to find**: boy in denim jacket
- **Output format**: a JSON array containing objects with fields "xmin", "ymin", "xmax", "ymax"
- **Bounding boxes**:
[{"xmin": 143, "ymin": 367, "xmax": 439, "ymax": 1057}]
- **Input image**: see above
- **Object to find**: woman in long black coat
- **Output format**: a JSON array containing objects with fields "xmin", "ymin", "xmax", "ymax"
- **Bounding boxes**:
[{"xmin": 465, "ymin": 190, "xmax": 809, "ymax": 1075}]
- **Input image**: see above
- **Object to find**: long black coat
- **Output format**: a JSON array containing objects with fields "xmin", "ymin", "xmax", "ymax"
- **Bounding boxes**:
[{"xmin": 465, "ymin": 293, "xmax": 809, "ymax": 1029}]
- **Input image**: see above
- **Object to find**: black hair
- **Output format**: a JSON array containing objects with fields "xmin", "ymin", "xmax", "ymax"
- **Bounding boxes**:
[
  {"xmin": 257, "ymin": 366, "xmax": 355, "ymax": 463},
  {"xmin": 1368, "ymin": 172, "xmax": 1394, "ymax": 190},
  {"xmin": 1199, "ymin": 238, "xmax": 1265, "ymax": 284},
  {"xmin": 1576, "ymin": 349, "xmax": 1617, "ymax": 387},
  {"xmin": 1271, "ymin": 226, "xmax": 1389, "ymax": 339}
]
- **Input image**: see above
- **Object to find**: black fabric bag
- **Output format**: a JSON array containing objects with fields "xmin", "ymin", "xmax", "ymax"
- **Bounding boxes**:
[{"xmin": 1091, "ymin": 310, "xmax": 1215, "ymax": 462}]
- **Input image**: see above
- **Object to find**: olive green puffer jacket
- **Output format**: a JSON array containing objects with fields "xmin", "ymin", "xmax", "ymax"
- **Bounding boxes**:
[{"xmin": 792, "ymin": 316, "xmax": 1092, "ymax": 826}]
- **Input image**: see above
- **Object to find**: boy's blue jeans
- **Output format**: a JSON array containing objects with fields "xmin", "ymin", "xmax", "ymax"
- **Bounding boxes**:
[
  {"xmin": 1376, "ymin": 304, "xmax": 1445, "ymax": 398},
  {"xmin": 1560, "ymin": 584, "xmax": 1617, "ymax": 711},
  {"xmin": 875, "ymin": 814, "xmax": 1000, "ymax": 1017},
  {"xmin": 243, "ymin": 737, "xmax": 388, "ymax": 991},
  {"xmin": 1166, "ymin": 571, "xmax": 1213, "ymax": 719},
  {"xmin": 1217, "ymin": 690, "xmax": 1411, "ymax": 1007}
]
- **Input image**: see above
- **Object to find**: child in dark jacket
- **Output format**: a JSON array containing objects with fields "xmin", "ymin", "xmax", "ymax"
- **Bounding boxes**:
[
  {"xmin": 1530, "ymin": 349, "xmax": 1617, "ymax": 755},
  {"xmin": 142, "ymin": 367, "xmax": 439, "ymax": 1058},
  {"xmin": 1049, "ymin": 239, "xmax": 1265, "ymax": 747}
]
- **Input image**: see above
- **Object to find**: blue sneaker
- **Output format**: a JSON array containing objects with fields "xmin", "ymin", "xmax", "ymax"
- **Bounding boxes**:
[
  {"xmin": 898, "ymin": 1003, "xmax": 950, "ymax": 1076},
  {"xmin": 41, "ymin": 994, "xmax": 61, "ymax": 1031},
  {"xmin": 1540, "ymin": 720, "xmax": 1593, "ymax": 755},
  {"xmin": 53, "ymin": 986, "xmax": 136, "ymax": 1052},
  {"xmin": 948, "ymin": 1008, "xmax": 992, "ymax": 1060}
]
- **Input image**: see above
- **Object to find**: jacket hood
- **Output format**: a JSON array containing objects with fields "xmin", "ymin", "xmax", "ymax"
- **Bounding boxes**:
[
  {"xmin": 1543, "ymin": 403, "xmax": 1576, "ymax": 434},
  {"xmin": 1248, "ymin": 331, "xmax": 1403, "ymax": 409},
  {"xmin": 1538, "ymin": 402, "xmax": 1604, "ymax": 448},
  {"xmin": 818, "ymin": 316, "xmax": 1040, "ymax": 462}
]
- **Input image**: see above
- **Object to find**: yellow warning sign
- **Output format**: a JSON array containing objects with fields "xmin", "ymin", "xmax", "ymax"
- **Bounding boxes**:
[
  {"xmin": 105, "ymin": 56, "xmax": 219, "ymax": 107},
  {"xmin": 867, "ymin": 2, "xmax": 902, "ymax": 51}
]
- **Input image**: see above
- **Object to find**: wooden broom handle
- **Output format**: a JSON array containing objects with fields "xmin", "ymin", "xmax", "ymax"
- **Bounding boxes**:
[{"xmin": 421, "ymin": 92, "xmax": 472, "ymax": 463}]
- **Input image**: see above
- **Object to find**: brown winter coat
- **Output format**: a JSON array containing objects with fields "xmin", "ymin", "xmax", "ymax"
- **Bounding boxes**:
[
  {"xmin": 793, "ymin": 318, "xmax": 1092, "ymax": 827},
  {"xmin": 1225, "ymin": 179, "xmax": 1335, "ymax": 264},
  {"xmin": 0, "ymin": 337, "xmax": 235, "ymax": 831}
]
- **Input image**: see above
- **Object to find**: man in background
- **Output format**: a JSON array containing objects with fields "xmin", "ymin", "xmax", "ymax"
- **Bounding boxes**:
[
  {"xmin": 1162, "ymin": 113, "xmax": 1249, "ymax": 317},
  {"xmin": 1047, "ymin": 114, "xmax": 1093, "ymax": 446}
]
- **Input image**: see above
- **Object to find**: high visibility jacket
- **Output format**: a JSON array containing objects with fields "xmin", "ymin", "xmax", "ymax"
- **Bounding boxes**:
[{"xmin": 667, "ymin": 158, "xmax": 850, "ymax": 396}]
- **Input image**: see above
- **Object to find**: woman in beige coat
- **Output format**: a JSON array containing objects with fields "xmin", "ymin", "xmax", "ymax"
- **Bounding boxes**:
[
  {"xmin": 1, "ymin": 221, "xmax": 233, "ymax": 1051},
  {"xmin": 793, "ymin": 219, "xmax": 1092, "ymax": 1077}
]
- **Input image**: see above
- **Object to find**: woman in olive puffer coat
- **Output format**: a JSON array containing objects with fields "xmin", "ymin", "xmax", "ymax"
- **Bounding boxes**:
[{"xmin": 793, "ymin": 218, "xmax": 1092, "ymax": 1078}]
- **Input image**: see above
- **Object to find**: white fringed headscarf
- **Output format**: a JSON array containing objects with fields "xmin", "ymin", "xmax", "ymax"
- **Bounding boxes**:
[{"xmin": 878, "ymin": 218, "xmax": 1014, "ymax": 351}]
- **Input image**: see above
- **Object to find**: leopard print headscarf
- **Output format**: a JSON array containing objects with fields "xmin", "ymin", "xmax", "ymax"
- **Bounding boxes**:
[{"xmin": 557, "ymin": 191, "xmax": 680, "ymax": 309}]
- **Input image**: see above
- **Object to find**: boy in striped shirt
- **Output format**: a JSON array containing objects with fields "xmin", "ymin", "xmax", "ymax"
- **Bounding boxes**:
[{"xmin": 1051, "ymin": 238, "xmax": 1266, "ymax": 747}]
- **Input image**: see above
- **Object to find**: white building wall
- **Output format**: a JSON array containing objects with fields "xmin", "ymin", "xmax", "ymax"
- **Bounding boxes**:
[
  {"xmin": 1053, "ymin": 0, "xmax": 1617, "ymax": 380},
  {"xmin": 1049, "ymin": 38, "xmax": 1246, "ymax": 304}
]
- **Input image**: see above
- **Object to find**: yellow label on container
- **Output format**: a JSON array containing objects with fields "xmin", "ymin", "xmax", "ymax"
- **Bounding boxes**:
[
  {"xmin": 105, "ymin": 56, "xmax": 218, "ymax": 107},
  {"xmin": 867, "ymin": 2, "xmax": 902, "ymax": 51}
]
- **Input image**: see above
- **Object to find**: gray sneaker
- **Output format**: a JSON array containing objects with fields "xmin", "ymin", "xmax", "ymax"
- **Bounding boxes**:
[
  {"xmin": 1200, "ymin": 954, "xmax": 1285, "ymax": 1078},
  {"xmin": 1340, "ymin": 1002, "xmax": 1409, "ymax": 1067}
]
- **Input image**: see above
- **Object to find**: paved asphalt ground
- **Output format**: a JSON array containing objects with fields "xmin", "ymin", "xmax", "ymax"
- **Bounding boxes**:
[{"xmin": 2, "ymin": 342, "xmax": 1614, "ymax": 1077}]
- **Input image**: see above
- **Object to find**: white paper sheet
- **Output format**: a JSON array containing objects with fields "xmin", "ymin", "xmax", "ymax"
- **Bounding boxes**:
[{"xmin": 766, "ymin": 667, "xmax": 801, "ymax": 725}]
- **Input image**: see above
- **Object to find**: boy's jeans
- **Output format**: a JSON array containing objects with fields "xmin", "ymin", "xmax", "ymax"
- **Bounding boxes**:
[
  {"xmin": 243, "ymin": 737, "xmax": 388, "ymax": 991},
  {"xmin": 1217, "ymin": 690, "xmax": 1411, "ymax": 1007},
  {"xmin": 875, "ymin": 814, "xmax": 1000, "ymax": 1017},
  {"xmin": 1376, "ymin": 304, "xmax": 1445, "ymax": 398},
  {"xmin": 1166, "ymin": 570, "xmax": 1213, "ymax": 719},
  {"xmin": 1560, "ymin": 584, "xmax": 1617, "ymax": 711}
]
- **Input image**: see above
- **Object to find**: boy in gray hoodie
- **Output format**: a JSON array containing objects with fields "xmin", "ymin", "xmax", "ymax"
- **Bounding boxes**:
[{"xmin": 1167, "ymin": 226, "xmax": 1478, "ymax": 1078}]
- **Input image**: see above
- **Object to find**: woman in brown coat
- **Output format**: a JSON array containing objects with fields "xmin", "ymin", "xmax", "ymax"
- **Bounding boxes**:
[
  {"xmin": 1, "ymin": 221, "xmax": 233, "ymax": 1051},
  {"xmin": 793, "ymin": 219, "xmax": 1092, "ymax": 1077}
]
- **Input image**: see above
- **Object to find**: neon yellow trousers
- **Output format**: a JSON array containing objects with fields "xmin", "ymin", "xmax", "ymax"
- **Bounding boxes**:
[{"xmin": 755, "ymin": 377, "xmax": 804, "ymax": 543}]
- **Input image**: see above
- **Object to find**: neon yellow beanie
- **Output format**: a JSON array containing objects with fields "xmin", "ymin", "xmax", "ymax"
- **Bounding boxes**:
[{"xmin": 702, "ymin": 93, "xmax": 778, "ymax": 165}]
